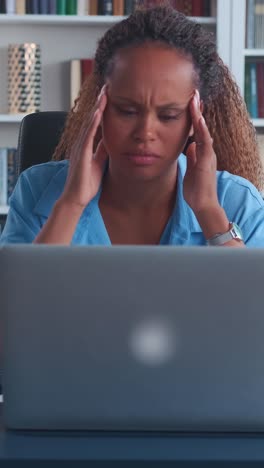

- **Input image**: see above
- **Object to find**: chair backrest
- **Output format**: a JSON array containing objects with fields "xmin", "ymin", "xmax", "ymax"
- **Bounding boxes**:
[{"xmin": 17, "ymin": 111, "xmax": 68, "ymax": 175}]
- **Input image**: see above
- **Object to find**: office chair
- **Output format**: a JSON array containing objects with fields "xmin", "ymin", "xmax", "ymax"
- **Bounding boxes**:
[{"xmin": 16, "ymin": 111, "xmax": 68, "ymax": 175}]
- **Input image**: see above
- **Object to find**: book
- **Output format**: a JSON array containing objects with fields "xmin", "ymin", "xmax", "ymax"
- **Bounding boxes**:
[
  {"xmin": 244, "ymin": 61, "xmax": 252, "ymax": 114},
  {"xmin": 66, "ymin": 0, "xmax": 77, "ymax": 14},
  {"xmin": 70, "ymin": 59, "xmax": 81, "ymax": 108},
  {"xmin": 70, "ymin": 58, "xmax": 94, "ymax": 107},
  {"xmin": 7, "ymin": 148, "xmax": 18, "ymax": 201},
  {"xmin": 31, "ymin": 0, "xmax": 39, "ymax": 13},
  {"xmin": 113, "ymin": 0, "xmax": 124, "ymax": 15},
  {"xmin": 81, "ymin": 58, "xmax": 94, "ymax": 83},
  {"xmin": 246, "ymin": 0, "xmax": 255, "ymax": 48},
  {"xmin": 39, "ymin": 0, "xmax": 49, "ymax": 13},
  {"xmin": 56, "ymin": 0, "xmax": 66, "ymax": 14},
  {"xmin": 257, "ymin": 62, "xmax": 264, "ymax": 118},
  {"xmin": 250, "ymin": 61, "xmax": 258, "ymax": 118},
  {"xmin": 257, "ymin": 132, "xmax": 264, "ymax": 171},
  {"xmin": 210, "ymin": 0, "xmax": 217, "ymax": 17},
  {"xmin": 5, "ymin": 0, "xmax": 16, "ymax": 13},
  {"xmin": 98, "ymin": 0, "xmax": 112, "ymax": 14},
  {"xmin": 124, "ymin": 0, "xmax": 133, "ymax": 14},
  {"xmin": 191, "ymin": 0, "xmax": 203, "ymax": 17},
  {"xmin": 0, "ymin": 0, "xmax": 6, "ymax": 13},
  {"xmin": 16, "ymin": 0, "xmax": 26, "ymax": 14},
  {"xmin": 48, "ymin": 0, "xmax": 56, "ymax": 13},
  {"xmin": 89, "ymin": 0, "xmax": 98, "ymax": 14},
  {"xmin": 254, "ymin": 0, "xmax": 264, "ymax": 48},
  {"xmin": 77, "ymin": 0, "xmax": 89, "ymax": 15},
  {"xmin": 0, "ymin": 148, "xmax": 7, "ymax": 207}
]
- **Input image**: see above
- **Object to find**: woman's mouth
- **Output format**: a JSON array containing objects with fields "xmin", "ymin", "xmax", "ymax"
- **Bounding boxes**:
[{"xmin": 125, "ymin": 152, "xmax": 161, "ymax": 166}]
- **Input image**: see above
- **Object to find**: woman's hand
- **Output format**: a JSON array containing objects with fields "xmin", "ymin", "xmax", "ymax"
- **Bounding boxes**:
[
  {"xmin": 61, "ymin": 85, "xmax": 108, "ymax": 209},
  {"xmin": 183, "ymin": 90, "xmax": 244, "ymax": 245},
  {"xmin": 183, "ymin": 89, "xmax": 219, "ymax": 215}
]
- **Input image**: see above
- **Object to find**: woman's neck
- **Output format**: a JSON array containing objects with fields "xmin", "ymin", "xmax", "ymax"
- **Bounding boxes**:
[{"xmin": 100, "ymin": 163, "xmax": 178, "ymax": 215}]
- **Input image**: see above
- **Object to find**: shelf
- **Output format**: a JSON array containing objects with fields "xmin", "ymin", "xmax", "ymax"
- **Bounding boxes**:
[
  {"xmin": 0, "ymin": 206, "xmax": 9, "ymax": 215},
  {"xmin": 244, "ymin": 49, "xmax": 264, "ymax": 57},
  {"xmin": 252, "ymin": 119, "xmax": 264, "ymax": 127},
  {"xmin": 0, "ymin": 13, "xmax": 216, "ymax": 26},
  {"xmin": 0, "ymin": 114, "xmax": 28, "ymax": 123}
]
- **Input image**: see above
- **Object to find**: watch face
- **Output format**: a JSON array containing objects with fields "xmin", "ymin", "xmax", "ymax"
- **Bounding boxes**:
[{"xmin": 231, "ymin": 223, "xmax": 243, "ymax": 240}]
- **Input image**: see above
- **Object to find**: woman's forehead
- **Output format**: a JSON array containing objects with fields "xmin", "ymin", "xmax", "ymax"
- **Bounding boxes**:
[{"xmin": 108, "ymin": 44, "xmax": 195, "ymax": 100}]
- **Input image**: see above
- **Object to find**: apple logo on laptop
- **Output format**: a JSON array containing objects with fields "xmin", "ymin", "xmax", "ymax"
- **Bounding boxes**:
[{"xmin": 129, "ymin": 319, "xmax": 177, "ymax": 366}]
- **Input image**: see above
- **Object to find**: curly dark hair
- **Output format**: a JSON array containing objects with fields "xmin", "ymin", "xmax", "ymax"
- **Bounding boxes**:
[{"xmin": 53, "ymin": 4, "xmax": 264, "ymax": 191}]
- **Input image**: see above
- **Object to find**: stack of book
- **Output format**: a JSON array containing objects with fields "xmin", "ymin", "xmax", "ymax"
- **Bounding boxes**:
[
  {"xmin": 0, "ymin": 0, "xmax": 217, "ymax": 16},
  {"xmin": 257, "ymin": 132, "xmax": 264, "ymax": 168},
  {"xmin": 70, "ymin": 58, "xmax": 94, "ymax": 107},
  {"xmin": 246, "ymin": 0, "xmax": 264, "ymax": 48},
  {"xmin": 244, "ymin": 61, "xmax": 264, "ymax": 118},
  {"xmin": 0, "ymin": 148, "xmax": 19, "ymax": 206}
]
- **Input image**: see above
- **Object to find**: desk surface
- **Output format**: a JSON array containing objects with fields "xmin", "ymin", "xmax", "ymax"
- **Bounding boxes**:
[{"xmin": 1, "ymin": 405, "xmax": 264, "ymax": 466}]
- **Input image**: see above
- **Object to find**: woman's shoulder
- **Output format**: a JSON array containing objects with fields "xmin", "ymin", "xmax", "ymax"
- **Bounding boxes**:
[
  {"xmin": 10, "ymin": 160, "xmax": 69, "ymax": 218},
  {"xmin": 216, "ymin": 170, "xmax": 264, "ymax": 207},
  {"xmin": 21, "ymin": 159, "xmax": 69, "ymax": 185},
  {"xmin": 19, "ymin": 159, "xmax": 69, "ymax": 198}
]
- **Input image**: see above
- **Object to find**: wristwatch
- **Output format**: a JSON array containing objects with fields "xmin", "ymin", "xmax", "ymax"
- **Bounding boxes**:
[{"xmin": 206, "ymin": 222, "xmax": 244, "ymax": 246}]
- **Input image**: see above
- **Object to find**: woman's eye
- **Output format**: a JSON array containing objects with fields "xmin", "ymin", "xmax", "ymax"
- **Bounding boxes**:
[
  {"xmin": 159, "ymin": 115, "xmax": 180, "ymax": 121},
  {"xmin": 117, "ymin": 107, "xmax": 137, "ymax": 116}
]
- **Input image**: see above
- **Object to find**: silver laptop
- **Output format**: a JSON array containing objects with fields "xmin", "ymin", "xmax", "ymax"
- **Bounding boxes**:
[{"xmin": 1, "ymin": 244, "xmax": 264, "ymax": 432}]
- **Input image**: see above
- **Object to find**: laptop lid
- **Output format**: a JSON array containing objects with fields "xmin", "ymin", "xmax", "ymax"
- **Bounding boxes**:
[{"xmin": 1, "ymin": 245, "xmax": 264, "ymax": 431}]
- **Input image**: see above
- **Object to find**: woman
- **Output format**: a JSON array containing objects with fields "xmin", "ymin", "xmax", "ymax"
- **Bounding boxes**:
[{"xmin": 1, "ymin": 5, "xmax": 264, "ymax": 246}]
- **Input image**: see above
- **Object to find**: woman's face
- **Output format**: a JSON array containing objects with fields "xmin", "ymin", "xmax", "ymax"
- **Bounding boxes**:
[{"xmin": 101, "ymin": 43, "xmax": 196, "ymax": 181}]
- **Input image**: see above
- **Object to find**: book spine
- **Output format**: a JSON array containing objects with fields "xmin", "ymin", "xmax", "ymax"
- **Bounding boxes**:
[
  {"xmin": 77, "ymin": 0, "xmax": 89, "ymax": 14},
  {"xmin": 31, "ymin": 0, "xmax": 39, "ymax": 13},
  {"xmin": 244, "ymin": 61, "xmax": 251, "ymax": 114},
  {"xmin": 26, "ymin": 0, "xmax": 32, "ymax": 13},
  {"xmin": 250, "ymin": 61, "xmax": 258, "ymax": 118},
  {"xmin": 88, "ymin": 0, "xmax": 95, "ymax": 12},
  {"xmin": 124, "ymin": 0, "xmax": 133, "ymax": 14},
  {"xmin": 254, "ymin": 0, "xmax": 264, "ymax": 48},
  {"xmin": 247, "ymin": 0, "xmax": 255, "ymax": 48},
  {"xmin": 257, "ymin": 62, "xmax": 264, "ymax": 118},
  {"xmin": 0, "ymin": 0, "xmax": 6, "ymax": 13},
  {"xmin": 66, "ymin": 0, "xmax": 77, "ymax": 14},
  {"xmin": 48, "ymin": 0, "xmax": 56, "ymax": 13},
  {"xmin": 113, "ymin": 0, "xmax": 123, "ymax": 15},
  {"xmin": 98, "ymin": 0, "xmax": 112, "ymax": 15},
  {"xmin": 56, "ymin": 0, "xmax": 66, "ymax": 14},
  {"xmin": 210, "ymin": 0, "xmax": 217, "ymax": 17},
  {"xmin": 191, "ymin": 0, "xmax": 203, "ymax": 17},
  {"xmin": 70, "ymin": 59, "xmax": 81, "ymax": 108},
  {"xmin": 81, "ymin": 58, "xmax": 94, "ymax": 83},
  {"xmin": 5, "ymin": 0, "xmax": 16, "ymax": 12},
  {"xmin": 39, "ymin": 0, "xmax": 49, "ymax": 13},
  {"xmin": 0, "ymin": 148, "xmax": 8, "ymax": 207},
  {"xmin": 16, "ymin": 0, "xmax": 26, "ymax": 14},
  {"xmin": 7, "ymin": 148, "xmax": 18, "ymax": 201}
]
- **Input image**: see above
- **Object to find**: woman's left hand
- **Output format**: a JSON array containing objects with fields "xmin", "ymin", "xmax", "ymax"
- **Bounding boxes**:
[{"xmin": 183, "ymin": 89, "xmax": 219, "ymax": 216}]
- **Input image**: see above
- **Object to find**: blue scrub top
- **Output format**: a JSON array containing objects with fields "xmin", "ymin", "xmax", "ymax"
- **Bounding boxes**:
[{"xmin": 1, "ymin": 154, "xmax": 264, "ymax": 246}]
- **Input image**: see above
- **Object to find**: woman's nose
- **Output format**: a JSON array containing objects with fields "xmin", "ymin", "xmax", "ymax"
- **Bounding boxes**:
[{"xmin": 132, "ymin": 114, "xmax": 156, "ymax": 142}]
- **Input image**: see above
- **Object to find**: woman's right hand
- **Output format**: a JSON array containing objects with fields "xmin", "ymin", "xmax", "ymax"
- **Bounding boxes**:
[{"xmin": 60, "ymin": 85, "xmax": 108, "ymax": 209}]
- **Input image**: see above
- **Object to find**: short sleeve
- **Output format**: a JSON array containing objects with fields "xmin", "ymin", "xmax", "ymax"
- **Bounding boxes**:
[
  {"xmin": 0, "ymin": 172, "xmax": 42, "ymax": 244},
  {"xmin": 217, "ymin": 171, "xmax": 264, "ymax": 247}
]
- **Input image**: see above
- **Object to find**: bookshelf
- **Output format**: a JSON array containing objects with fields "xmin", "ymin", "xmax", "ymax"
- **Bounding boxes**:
[
  {"xmin": 0, "ymin": 1, "xmax": 232, "ymax": 218},
  {"xmin": 230, "ymin": 0, "xmax": 264, "ymax": 172}
]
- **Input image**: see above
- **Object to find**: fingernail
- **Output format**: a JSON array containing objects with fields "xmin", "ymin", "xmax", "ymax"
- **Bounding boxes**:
[
  {"xmin": 196, "ymin": 89, "xmax": 200, "ymax": 103},
  {"xmin": 199, "ymin": 115, "xmax": 206, "ymax": 126},
  {"xmin": 97, "ymin": 84, "xmax": 106, "ymax": 101}
]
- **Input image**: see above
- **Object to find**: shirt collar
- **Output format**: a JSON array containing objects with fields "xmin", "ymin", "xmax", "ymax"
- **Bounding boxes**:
[{"xmin": 168, "ymin": 154, "xmax": 202, "ymax": 244}]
